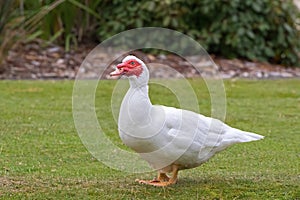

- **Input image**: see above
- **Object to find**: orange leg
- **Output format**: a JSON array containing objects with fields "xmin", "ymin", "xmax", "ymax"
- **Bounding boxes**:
[
  {"xmin": 158, "ymin": 173, "xmax": 170, "ymax": 182},
  {"xmin": 136, "ymin": 165, "xmax": 179, "ymax": 187}
]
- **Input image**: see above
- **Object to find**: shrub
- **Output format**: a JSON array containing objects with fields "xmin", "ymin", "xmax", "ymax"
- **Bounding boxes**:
[
  {"xmin": 0, "ymin": 1, "xmax": 24, "ymax": 67},
  {"xmin": 96, "ymin": 0, "xmax": 300, "ymax": 66},
  {"xmin": 21, "ymin": 0, "xmax": 102, "ymax": 50},
  {"xmin": 188, "ymin": 0, "xmax": 300, "ymax": 66}
]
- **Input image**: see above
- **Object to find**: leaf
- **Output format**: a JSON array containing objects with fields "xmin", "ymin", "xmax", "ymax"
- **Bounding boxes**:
[
  {"xmin": 283, "ymin": 23, "xmax": 293, "ymax": 34},
  {"xmin": 171, "ymin": 18, "xmax": 178, "ymax": 28},
  {"xmin": 264, "ymin": 47, "xmax": 275, "ymax": 57},
  {"xmin": 246, "ymin": 31, "xmax": 255, "ymax": 39},
  {"xmin": 48, "ymin": 29, "xmax": 64, "ymax": 45},
  {"xmin": 163, "ymin": 16, "xmax": 171, "ymax": 27},
  {"xmin": 136, "ymin": 19, "xmax": 143, "ymax": 27},
  {"xmin": 146, "ymin": 1, "xmax": 155, "ymax": 11},
  {"xmin": 252, "ymin": 2, "xmax": 262, "ymax": 12},
  {"xmin": 67, "ymin": 0, "xmax": 101, "ymax": 20},
  {"xmin": 25, "ymin": 30, "xmax": 43, "ymax": 42}
]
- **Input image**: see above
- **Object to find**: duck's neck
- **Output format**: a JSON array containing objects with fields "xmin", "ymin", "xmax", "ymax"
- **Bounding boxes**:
[
  {"xmin": 128, "ymin": 68, "xmax": 149, "ymax": 88},
  {"xmin": 120, "ymin": 79, "xmax": 152, "ymax": 127},
  {"xmin": 119, "ymin": 65, "xmax": 153, "ymax": 126}
]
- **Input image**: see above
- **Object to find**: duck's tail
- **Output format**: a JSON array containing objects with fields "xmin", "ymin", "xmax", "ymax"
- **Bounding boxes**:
[{"xmin": 224, "ymin": 127, "xmax": 264, "ymax": 144}]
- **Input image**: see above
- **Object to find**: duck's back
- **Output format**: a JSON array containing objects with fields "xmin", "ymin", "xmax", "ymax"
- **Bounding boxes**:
[{"xmin": 143, "ymin": 105, "xmax": 264, "ymax": 170}]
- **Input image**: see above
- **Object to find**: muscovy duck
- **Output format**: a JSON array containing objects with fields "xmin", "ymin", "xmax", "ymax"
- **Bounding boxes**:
[{"xmin": 110, "ymin": 55, "xmax": 264, "ymax": 186}]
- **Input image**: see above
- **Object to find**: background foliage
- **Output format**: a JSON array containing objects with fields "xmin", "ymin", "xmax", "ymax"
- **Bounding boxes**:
[{"xmin": 0, "ymin": 0, "xmax": 299, "ymax": 66}]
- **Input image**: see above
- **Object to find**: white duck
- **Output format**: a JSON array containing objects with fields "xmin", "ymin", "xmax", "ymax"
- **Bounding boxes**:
[{"xmin": 110, "ymin": 55, "xmax": 264, "ymax": 187}]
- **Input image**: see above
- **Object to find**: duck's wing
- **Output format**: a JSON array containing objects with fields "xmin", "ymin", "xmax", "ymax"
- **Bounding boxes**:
[{"xmin": 159, "ymin": 105, "xmax": 263, "ymax": 151}]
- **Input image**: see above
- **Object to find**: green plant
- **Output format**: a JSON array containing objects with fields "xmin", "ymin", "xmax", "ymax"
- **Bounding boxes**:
[
  {"xmin": 96, "ymin": 0, "xmax": 188, "ymax": 40},
  {"xmin": 0, "ymin": 1, "xmax": 23, "ymax": 67},
  {"xmin": 0, "ymin": 0, "xmax": 299, "ymax": 67},
  {"xmin": 0, "ymin": 0, "xmax": 65, "ymax": 66},
  {"xmin": 22, "ymin": 0, "xmax": 101, "ymax": 49},
  {"xmin": 188, "ymin": 0, "xmax": 300, "ymax": 66},
  {"xmin": 95, "ymin": 0, "xmax": 300, "ymax": 66},
  {"xmin": 0, "ymin": 0, "xmax": 101, "ymax": 58}
]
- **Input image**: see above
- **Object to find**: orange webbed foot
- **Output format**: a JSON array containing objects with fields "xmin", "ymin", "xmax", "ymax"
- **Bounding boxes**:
[
  {"xmin": 135, "ymin": 179, "xmax": 177, "ymax": 187},
  {"xmin": 136, "ymin": 165, "xmax": 179, "ymax": 187}
]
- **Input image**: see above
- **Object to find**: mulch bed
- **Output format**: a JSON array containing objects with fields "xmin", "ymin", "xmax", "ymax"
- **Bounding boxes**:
[{"xmin": 1, "ymin": 40, "xmax": 299, "ymax": 80}]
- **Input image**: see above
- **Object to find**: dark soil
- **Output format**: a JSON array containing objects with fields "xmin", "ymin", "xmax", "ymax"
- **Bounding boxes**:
[{"xmin": 1, "ymin": 40, "xmax": 299, "ymax": 80}]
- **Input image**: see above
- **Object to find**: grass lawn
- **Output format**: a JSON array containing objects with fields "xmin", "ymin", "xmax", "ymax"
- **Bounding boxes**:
[{"xmin": 0, "ymin": 79, "xmax": 299, "ymax": 199}]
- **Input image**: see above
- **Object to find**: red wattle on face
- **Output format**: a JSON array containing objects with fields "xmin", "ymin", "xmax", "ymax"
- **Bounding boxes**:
[
  {"xmin": 118, "ymin": 60, "xmax": 141, "ymax": 69},
  {"xmin": 110, "ymin": 59, "xmax": 143, "ymax": 77}
]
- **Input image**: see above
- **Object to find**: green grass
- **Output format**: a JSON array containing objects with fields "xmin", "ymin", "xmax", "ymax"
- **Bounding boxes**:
[{"xmin": 0, "ymin": 79, "xmax": 299, "ymax": 199}]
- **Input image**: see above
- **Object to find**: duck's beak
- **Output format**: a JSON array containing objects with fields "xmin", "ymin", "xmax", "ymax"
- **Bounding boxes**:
[
  {"xmin": 110, "ymin": 67, "xmax": 124, "ymax": 77},
  {"xmin": 110, "ymin": 63, "xmax": 128, "ymax": 77}
]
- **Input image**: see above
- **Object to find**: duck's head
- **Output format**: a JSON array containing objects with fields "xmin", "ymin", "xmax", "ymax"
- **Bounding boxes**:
[{"xmin": 110, "ymin": 55, "xmax": 149, "ymax": 86}]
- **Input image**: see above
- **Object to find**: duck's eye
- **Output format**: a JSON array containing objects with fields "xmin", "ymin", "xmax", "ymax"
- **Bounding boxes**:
[{"xmin": 130, "ymin": 61, "xmax": 135, "ymax": 65}]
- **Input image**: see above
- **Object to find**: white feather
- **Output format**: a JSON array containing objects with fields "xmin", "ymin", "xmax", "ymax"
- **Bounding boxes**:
[{"xmin": 117, "ymin": 55, "xmax": 264, "ymax": 173}]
